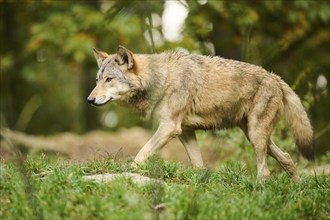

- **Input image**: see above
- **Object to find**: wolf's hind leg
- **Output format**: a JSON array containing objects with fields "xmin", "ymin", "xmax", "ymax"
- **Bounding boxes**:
[
  {"xmin": 268, "ymin": 140, "xmax": 300, "ymax": 181},
  {"xmin": 247, "ymin": 130, "xmax": 271, "ymax": 179},
  {"xmin": 179, "ymin": 129, "xmax": 204, "ymax": 168},
  {"xmin": 247, "ymin": 81, "xmax": 285, "ymax": 179},
  {"xmin": 240, "ymin": 123, "xmax": 270, "ymax": 179}
]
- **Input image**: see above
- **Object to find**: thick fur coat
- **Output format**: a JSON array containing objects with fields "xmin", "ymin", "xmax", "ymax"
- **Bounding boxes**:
[{"xmin": 88, "ymin": 46, "xmax": 314, "ymax": 180}]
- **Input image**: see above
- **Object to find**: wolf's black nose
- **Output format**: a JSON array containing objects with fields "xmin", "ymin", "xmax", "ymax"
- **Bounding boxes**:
[{"xmin": 87, "ymin": 96, "xmax": 95, "ymax": 104}]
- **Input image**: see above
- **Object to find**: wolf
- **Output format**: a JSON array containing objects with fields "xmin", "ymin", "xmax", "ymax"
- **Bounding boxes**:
[{"xmin": 87, "ymin": 45, "xmax": 314, "ymax": 180}]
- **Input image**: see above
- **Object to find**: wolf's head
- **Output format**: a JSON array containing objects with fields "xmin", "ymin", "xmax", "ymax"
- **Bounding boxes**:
[{"xmin": 87, "ymin": 46, "xmax": 138, "ymax": 106}]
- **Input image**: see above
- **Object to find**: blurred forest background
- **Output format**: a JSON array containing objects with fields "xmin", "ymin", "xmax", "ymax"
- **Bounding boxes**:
[{"xmin": 0, "ymin": 0, "xmax": 329, "ymax": 156}]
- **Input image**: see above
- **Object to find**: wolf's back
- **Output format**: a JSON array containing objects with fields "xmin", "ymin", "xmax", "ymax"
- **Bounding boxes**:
[{"xmin": 280, "ymin": 81, "xmax": 314, "ymax": 160}]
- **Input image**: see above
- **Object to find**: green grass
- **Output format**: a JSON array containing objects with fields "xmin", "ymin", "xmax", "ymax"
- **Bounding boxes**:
[{"xmin": 1, "ymin": 154, "xmax": 329, "ymax": 220}]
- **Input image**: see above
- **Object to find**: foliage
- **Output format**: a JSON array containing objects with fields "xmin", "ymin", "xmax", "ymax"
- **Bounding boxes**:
[
  {"xmin": 1, "ymin": 155, "xmax": 329, "ymax": 219},
  {"xmin": 0, "ymin": 0, "xmax": 329, "ymax": 151}
]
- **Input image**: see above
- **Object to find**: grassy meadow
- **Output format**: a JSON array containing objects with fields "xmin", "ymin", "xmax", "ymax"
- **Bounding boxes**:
[
  {"xmin": 2, "ymin": 1, "xmax": 329, "ymax": 219},
  {"xmin": 1, "ymin": 153, "xmax": 329, "ymax": 220}
]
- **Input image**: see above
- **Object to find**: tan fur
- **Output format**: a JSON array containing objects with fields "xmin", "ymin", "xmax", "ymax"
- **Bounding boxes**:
[{"xmin": 88, "ymin": 46, "xmax": 314, "ymax": 180}]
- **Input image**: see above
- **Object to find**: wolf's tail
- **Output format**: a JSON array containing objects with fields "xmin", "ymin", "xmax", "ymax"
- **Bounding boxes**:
[{"xmin": 280, "ymin": 81, "xmax": 315, "ymax": 160}]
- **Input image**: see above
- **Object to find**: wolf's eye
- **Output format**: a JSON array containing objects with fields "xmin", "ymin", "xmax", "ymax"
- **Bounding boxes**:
[{"xmin": 106, "ymin": 77, "xmax": 112, "ymax": 82}]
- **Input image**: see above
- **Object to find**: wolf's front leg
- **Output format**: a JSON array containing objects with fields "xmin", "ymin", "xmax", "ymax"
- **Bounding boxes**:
[
  {"xmin": 132, "ymin": 122, "xmax": 182, "ymax": 167},
  {"xmin": 179, "ymin": 129, "xmax": 204, "ymax": 168}
]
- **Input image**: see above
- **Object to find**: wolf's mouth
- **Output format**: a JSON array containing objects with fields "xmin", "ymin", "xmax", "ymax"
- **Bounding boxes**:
[{"xmin": 92, "ymin": 97, "xmax": 114, "ymax": 106}]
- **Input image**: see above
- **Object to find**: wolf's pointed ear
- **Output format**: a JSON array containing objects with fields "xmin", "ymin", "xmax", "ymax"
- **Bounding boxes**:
[
  {"xmin": 93, "ymin": 48, "xmax": 108, "ymax": 67},
  {"xmin": 115, "ymin": 45, "xmax": 134, "ymax": 69}
]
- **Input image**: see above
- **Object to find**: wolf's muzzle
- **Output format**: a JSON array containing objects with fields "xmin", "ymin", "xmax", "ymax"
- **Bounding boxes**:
[{"xmin": 87, "ymin": 96, "xmax": 113, "ymax": 106}]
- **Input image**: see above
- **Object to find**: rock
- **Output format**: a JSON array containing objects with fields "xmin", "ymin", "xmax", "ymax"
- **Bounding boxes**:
[{"xmin": 82, "ymin": 173, "xmax": 165, "ymax": 186}]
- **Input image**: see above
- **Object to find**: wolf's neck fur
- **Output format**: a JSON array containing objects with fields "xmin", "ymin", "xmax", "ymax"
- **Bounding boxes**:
[
  {"xmin": 123, "ymin": 84, "xmax": 157, "ymax": 119},
  {"xmin": 126, "ymin": 88, "xmax": 151, "ymax": 117},
  {"xmin": 123, "ymin": 54, "xmax": 170, "ymax": 119}
]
